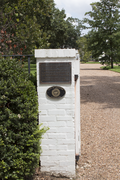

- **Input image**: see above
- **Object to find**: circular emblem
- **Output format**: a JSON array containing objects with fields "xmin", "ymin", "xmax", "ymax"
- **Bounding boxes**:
[
  {"xmin": 52, "ymin": 88, "xmax": 60, "ymax": 97},
  {"xmin": 47, "ymin": 86, "xmax": 66, "ymax": 98}
]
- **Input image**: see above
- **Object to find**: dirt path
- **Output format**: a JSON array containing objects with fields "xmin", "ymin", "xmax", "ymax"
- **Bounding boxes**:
[
  {"xmin": 77, "ymin": 64, "xmax": 120, "ymax": 179},
  {"xmin": 34, "ymin": 64, "xmax": 120, "ymax": 180}
]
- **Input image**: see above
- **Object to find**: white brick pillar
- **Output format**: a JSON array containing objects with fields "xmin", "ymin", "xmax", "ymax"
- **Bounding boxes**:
[{"xmin": 35, "ymin": 49, "xmax": 80, "ymax": 178}]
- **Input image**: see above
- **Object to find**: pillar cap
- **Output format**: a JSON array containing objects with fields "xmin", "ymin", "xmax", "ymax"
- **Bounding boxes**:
[{"xmin": 35, "ymin": 49, "xmax": 76, "ymax": 58}]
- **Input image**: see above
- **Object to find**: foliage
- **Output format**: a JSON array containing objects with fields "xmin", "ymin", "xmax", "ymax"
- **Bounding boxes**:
[
  {"xmin": 101, "ymin": 65, "xmax": 120, "ymax": 73},
  {"xmin": 77, "ymin": 36, "xmax": 92, "ymax": 62},
  {"xmin": 23, "ymin": 63, "xmax": 36, "ymax": 75},
  {"xmin": 49, "ymin": 15, "xmax": 83, "ymax": 49},
  {"xmin": 63, "ymin": 17, "xmax": 83, "ymax": 49},
  {"xmin": 48, "ymin": 8, "xmax": 67, "ymax": 48},
  {"xmin": 84, "ymin": 0, "xmax": 120, "ymax": 68},
  {"xmin": 0, "ymin": 0, "xmax": 54, "ymax": 54},
  {"xmin": 0, "ymin": 0, "xmax": 83, "ymax": 55},
  {"xmin": 28, "ymin": 73, "xmax": 37, "ymax": 91},
  {"xmin": 85, "ymin": 61, "xmax": 100, "ymax": 64},
  {"xmin": 0, "ymin": 57, "xmax": 48, "ymax": 180}
]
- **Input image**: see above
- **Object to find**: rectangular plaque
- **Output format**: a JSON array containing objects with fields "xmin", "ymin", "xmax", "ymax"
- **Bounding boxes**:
[{"xmin": 39, "ymin": 62, "xmax": 71, "ymax": 84}]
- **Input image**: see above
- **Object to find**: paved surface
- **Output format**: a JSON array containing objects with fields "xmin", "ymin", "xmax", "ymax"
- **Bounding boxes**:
[{"xmin": 77, "ymin": 64, "xmax": 120, "ymax": 179}]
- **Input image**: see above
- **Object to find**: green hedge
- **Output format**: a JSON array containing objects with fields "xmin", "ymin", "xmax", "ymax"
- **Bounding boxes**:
[{"xmin": 0, "ymin": 57, "xmax": 47, "ymax": 180}]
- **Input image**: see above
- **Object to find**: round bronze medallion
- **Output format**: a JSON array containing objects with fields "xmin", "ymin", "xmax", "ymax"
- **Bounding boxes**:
[
  {"xmin": 52, "ymin": 88, "xmax": 60, "ymax": 97},
  {"xmin": 47, "ymin": 86, "xmax": 66, "ymax": 98}
]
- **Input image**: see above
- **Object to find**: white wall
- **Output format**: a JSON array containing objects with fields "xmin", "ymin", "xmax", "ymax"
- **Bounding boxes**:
[{"xmin": 35, "ymin": 49, "xmax": 80, "ymax": 178}]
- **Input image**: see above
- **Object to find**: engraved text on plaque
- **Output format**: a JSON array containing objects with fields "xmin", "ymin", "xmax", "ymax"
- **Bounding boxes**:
[{"xmin": 39, "ymin": 62, "xmax": 71, "ymax": 84}]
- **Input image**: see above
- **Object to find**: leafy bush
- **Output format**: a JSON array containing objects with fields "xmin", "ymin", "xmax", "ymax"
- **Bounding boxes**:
[
  {"xmin": 28, "ymin": 73, "xmax": 37, "ymax": 91},
  {"xmin": 0, "ymin": 57, "xmax": 47, "ymax": 180}
]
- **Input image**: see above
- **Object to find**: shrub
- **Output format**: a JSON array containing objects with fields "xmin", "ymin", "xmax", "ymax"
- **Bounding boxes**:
[
  {"xmin": 28, "ymin": 73, "xmax": 37, "ymax": 91},
  {"xmin": 0, "ymin": 57, "xmax": 47, "ymax": 180}
]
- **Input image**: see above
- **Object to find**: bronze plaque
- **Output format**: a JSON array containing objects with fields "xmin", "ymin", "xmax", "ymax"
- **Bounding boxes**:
[
  {"xmin": 47, "ymin": 86, "xmax": 66, "ymax": 98},
  {"xmin": 39, "ymin": 62, "xmax": 71, "ymax": 84}
]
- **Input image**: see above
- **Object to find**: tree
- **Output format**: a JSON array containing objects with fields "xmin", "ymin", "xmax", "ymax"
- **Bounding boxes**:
[
  {"xmin": 43, "ymin": 10, "xmax": 83, "ymax": 49},
  {"xmin": 0, "ymin": 0, "xmax": 83, "ymax": 54},
  {"xmin": 84, "ymin": 0, "xmax": 120, "ymax": 68},
  {"xmin": 0, "ymin": 0, "xmax": 54, "ymax": 55},
  {"xmin": 64, "ymin": 17, "xmax": 83, "ymax": 49},
  {"xmin": 48, "ymin": 8, "xmax": 67, "ymax": 48},
  {"xmin": 77, "ymin": 36, "xmax": 92, "ymax": 62}
]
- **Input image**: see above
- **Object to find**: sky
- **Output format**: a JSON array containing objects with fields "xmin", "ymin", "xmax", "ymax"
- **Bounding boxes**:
[
  {"xmin": 54, "ymin": 0, "xmax": 100, "ymax": 20},
  {"xmin": 54, "ymin": 0, "xmax": 100, "ymax": 34}
]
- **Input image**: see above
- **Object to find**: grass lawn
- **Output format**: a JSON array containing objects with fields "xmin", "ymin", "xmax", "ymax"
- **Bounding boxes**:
[
  {"xmin": 100, "ymin": 65, "xmax": 120, "ymax": 73},
  {"xmin": 23, "ymin": 63, "xmax": 36, "ymax": 75},
  {"xmin": 81, "ymin": 61, "xmax": 100, "ymax": 64},
  {"xmin": 86, "ymin": 61, "xmax": 100, "ymax": 64}
]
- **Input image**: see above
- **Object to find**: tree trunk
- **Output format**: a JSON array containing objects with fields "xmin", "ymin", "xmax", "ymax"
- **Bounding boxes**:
[{"xmin": 111, "ymin": 58, "xmax": 113, "ymax": 68}]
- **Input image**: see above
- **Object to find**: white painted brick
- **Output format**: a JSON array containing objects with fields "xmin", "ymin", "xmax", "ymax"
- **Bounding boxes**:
[
  {"xmin": 66, "ymin": 110, "xmax": 75, "ymax": 116},
  {"xmin": 47, "ymin": 98, "xmax": 66, "ymax": 104},
  {"xmin": 57, "ymin": 145, "xmax": 68, "ymax": 150},
  {"xmin": 39, "ymin": 110, "xmax": 47, "ymax": 115},
  {"xmin": 59, "ymin": 161, "xmax": 75, "ymax": 166},
  {"xmin": 67, "ymin": 165, "xmax": 76, "ymax": 171},
  {"xmin": 39, "ymin": 122, "xmax": 48, "ymax": 128},
  {"xmin": 63, "ymin": 87, "xmax": 74, "ymax": 91},
  {"xmin": 48, "ymin": 121, "xmax": 66, "ymax": 127},
  {"xmin": 47, "ymin": 133, "xmax": 57, "ymax": 139},
  {"xmin": 57, "ymin": 150, "xmax": 74, "ymax": 156},
  {"xmin": 48, "ymin": 127, "xmax": 57, "ymax": 133},
  {"xmin": 48, "ymin": 156, "xmax": 67, "ymax": 161},
  {"xmin": 48, "ymin": 109, "xmax": 66, "ymax": 115},
  {"xmin": 66, "ymin": 121, "xmax": 74, "ymax": 127},
  {"xmin": 65, "ymin": 155, "xmax": 75, "ymax": 162},
  {"xmin": 49, "ymin": 167, "xmax": 60, "ymax": 172},
  {"xmin": 57, "ymin": 116, "xmax": 72, "ymax": 121},
  {"xmin": 38, "ymin": 93, "xmax": 46, "ymax": 98},
  {"xmin": 58, "ymin": 139, "xmax": 75, "ymax": 145},
  {"xmin": 56, "ymin": 104, "xmax": 74, "ymax": 109},
  {"xmin": 40, "ymin": 156, "xmax": 49, "ymax": 161},
  {"xmin": 50, "ymin": 167, "xmax": 66, "ymax": 172},
  {"xmin": 41, "ymin": 166, "xmax": 50, "ymax": 172},
  {"xmin": 65, "ymin": 92, "xmax": 74, "ymax": 98},
  {"xmin": 42, "ymin": 150, "xmax": 57, "ymax": 156},
  {"xmin": 57, "ymin": 134, "xmax": 66, "ymax": 139},
  {"xmin": 68, "ymin": 145, "xmax": 75, "ymax": 149},
  {"xmin": 41, "ymin": 139, "xmax": 57, "ymax": 145},
  {"xmin": 66, "ymin": 98, "xmax": 74, "ymax": 103},
  {"xmin": 57, "ymin": 127, "xmax": 74, "ymax": 133},
  {"xmin": 39, "ymin": 87, "xmax": 47, "ymax": 93},
  {"xmin": 48, "ymin": 133, "xmax": 66, "ymax": 139},
  {"xmin": 35, "ymin": 49, "xmax": 80, "ymax": 178},
  {"xmin": 39, "ymin": 104, "xmax": 56, "ymax": 110},
  {"xmin": 49, "ymin": 145, "xmax": 57, "ymax": 150},
  {"xmin": 42, "ymin": 145, "xmax": 49, "ymax": 150},
  {"xmin": 35, "ymin": 49, "xmax": 76, "ymax": 58},
  {"xmin": 66, "ymin": 133, "xmax": 74, "ymax": 139},
  {"xmin": 40, "ymin": 116, "xmax": 56, "ymax": 122},
  {"xmin": 42, "ymin": 161, "xmax": 59, "ymax": 166},
  {"xmin": 39, "ymin": 98, "xmax": 47, "ymax": 104}
]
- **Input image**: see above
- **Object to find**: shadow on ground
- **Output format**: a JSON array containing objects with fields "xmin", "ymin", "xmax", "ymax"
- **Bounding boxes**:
[
  {"xmin": 80, "ymin": 75, "xmax": 120, "ymax": 109},
  {"xmin": 81, "ymin": 68, "xmax": 102, "ymax": 70}
]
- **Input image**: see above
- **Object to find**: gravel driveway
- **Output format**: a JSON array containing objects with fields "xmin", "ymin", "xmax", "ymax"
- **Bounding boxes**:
[
  {"xmin": 77, "ymin": 64, "xmax": 120, "ymax": 180},
  {"xmin": 34, "ymin": 63, "xmax": 120, "ymax": 180}
]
